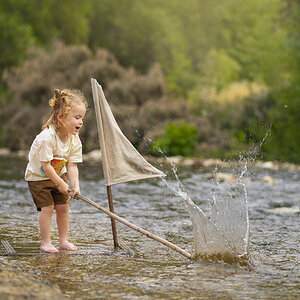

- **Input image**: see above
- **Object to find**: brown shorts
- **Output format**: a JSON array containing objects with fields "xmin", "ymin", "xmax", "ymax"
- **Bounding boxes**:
[{"xmin": 28, "ymin": 174, "xmax": 69, "ymax": 211}]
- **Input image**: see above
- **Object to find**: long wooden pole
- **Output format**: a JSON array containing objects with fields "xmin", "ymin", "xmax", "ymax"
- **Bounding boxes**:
[
  {"xmin": 76, "ymin": 194, "xmax": 192, "ymax": 260},
  {"xmin": 106, "ymin": 186, "xmax": 119, "ymax": 249}
]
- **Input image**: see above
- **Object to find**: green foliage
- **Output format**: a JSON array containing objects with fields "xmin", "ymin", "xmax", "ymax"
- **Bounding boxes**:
[
  {"xmin": 266, "ymin": 84, "xmax": 300, "ymax": 163},
  {"xmin": 151, "ymin": 121, "xmax": 199, "ymax": 157},
  {"xmin": 201, "ymin": 48, "xmax": 241, "ymax": 91},
  {"xmin": 263, "ymin": 0, "xmax": 300, "ymax": 163},
  {"xmin": 6, "ymin": 0, "xmax": 91, "ymax": 45},
  {"xmin": 0, "ymin": 12, "xmax": 33, "ymax": 74},
  {"xmin": 0, "ymin": 0, "xmax": 91, "ymax": 75},
  {"xmin": 89, "ymin": 0, "xmax": 157, "ymax": 72},
  {"xmin": 215, "ymin": 0, "xmax": 286, "ymax": 84},
  {"xmin": 88, "ymin": 0, "xmax": 195, "ymax": 96},
  {"xmin": 0, "ymin": 0, "xmax": 291, "ymax": 96}
]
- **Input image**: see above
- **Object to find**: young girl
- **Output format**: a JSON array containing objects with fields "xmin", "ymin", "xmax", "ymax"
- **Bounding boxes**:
[{"xmin": 25, "ymin": 89, "xmax": 87, "ymax": 253}]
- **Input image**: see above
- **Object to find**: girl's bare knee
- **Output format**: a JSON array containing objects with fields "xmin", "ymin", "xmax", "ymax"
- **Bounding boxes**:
[
  {"xmin": 55, "ymin": 204, "xmax": 69, "ymax": 214},
  {"xmin": 40, "ymin": 206, "xmax": 55, "ymax": 214}
]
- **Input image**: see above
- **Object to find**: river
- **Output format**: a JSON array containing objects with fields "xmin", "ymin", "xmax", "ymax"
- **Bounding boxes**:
[{"xmin": 0, "ymin": 156, "xmax": 299, "ymax": 299}]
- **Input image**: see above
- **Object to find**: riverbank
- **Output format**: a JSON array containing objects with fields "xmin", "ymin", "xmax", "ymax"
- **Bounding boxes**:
[
  {"xmin": 2, "ymin": 148, "xmax": 299, "ymax": 172},
  {"xmin": 0, "ymin": 259, "xmax": 66, "ymax": 299}
]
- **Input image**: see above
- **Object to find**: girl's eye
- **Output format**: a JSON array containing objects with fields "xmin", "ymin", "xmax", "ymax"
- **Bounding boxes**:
[{"xmin": 75, "ymin": 116, "xmax": 84, "ymax": 122}]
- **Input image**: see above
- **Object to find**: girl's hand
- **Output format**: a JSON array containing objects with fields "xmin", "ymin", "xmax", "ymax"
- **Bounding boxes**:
[
  {"xmin": 66, "ymin": 162, "xmax": 80, "ymax": 199},
  {"xmin": 70, "ymin": 186, "xmax": 80, "ymax": 199}
]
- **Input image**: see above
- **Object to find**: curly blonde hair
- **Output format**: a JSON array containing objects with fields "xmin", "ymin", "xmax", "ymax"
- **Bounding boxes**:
[{"xmin": 42, "ymin": 89, "xmax": 88, "ymax": 132}]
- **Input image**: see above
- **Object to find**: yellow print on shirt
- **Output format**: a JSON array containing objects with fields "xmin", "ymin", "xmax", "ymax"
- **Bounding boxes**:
[{"xmin": 51, "ymin": 159, "xmax": 67, "ymax": 174}]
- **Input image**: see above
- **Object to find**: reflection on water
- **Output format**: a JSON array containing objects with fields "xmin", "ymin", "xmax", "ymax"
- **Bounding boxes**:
[{"xmin": 0, "ymin": 157, "xmax": 300, "ymax": 299}]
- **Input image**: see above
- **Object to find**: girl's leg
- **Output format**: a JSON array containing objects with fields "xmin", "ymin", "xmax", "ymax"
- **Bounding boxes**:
[
  {"xmin": 55, "ymin": 204, "xmax": 77, "ymax": 251},
  {"xmin": 39, "ymin": 205, "xmax": 58, "ymax": 253}
]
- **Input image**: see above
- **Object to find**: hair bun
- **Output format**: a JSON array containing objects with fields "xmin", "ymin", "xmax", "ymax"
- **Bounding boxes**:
[
  {"xmin": 54, "ymin": 89, "xmax": 61, "ymax": 98},
  {"xmin": 49, "ymin": 89, "xmax": 61, "ymax": 107}
]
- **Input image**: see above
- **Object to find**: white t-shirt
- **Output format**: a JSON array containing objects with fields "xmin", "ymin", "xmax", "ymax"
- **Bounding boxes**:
[{"xmin": 25, "ymin": 125, "xmax": 82, "ymax": 181}]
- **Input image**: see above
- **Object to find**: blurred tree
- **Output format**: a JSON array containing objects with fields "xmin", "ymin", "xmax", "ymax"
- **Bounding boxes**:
[
  {"xmin": 88, "ymin": 0, "xmax": 195, "ymax": 95},
  {"xmin": 0, "ymin": 12, "xmax": 33, "ymax": 77},
  {"xmin": 217, "ymin": 0, "xmax": 286, "ymax": 84},
  {"xmin": 201, "ymin": 48, "xmax": 241, "ymax": 91},
  {"xmin": 89, "ymin": 0, "xmax": 157, "ymax": 72},
  {"xmin": 1, "ymin": 0, "xmax": 91, "ymax": 45},
  {"xmin": 0, "ymin": 0, "xmax": 288, "ymax": 97},
  {"xmin": 264, "ymin": 0, "xmax": 300, "ymax": 163},
  {"xmin": 0, "ymin": 0, "xmax": 91, "ymax": 75},
  {"xmin": 147, "ymin": 0, "xmax": 286, "ymax": 94}
]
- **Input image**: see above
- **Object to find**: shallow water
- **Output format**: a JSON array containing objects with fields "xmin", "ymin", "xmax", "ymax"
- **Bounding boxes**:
[{"xmin": 0, "ymin": 157, "xmax": 299, "ymax": 299}]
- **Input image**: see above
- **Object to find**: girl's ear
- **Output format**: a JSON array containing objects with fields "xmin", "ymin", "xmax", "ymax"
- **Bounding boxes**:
[{"xmin": 57, "ymin": 112, "xmax": 64, "ymax": 122}]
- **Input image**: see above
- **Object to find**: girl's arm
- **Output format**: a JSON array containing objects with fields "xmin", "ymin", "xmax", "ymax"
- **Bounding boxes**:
[
  {"xmin": 67, "ymin": 162, "xmax": 80, "ymax": 198},
  {"xmin": 41, "ymin": 161, "xmax": 69, "ymax": 195}
]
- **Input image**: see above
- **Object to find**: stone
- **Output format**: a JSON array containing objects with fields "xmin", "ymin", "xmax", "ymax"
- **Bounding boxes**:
[
  {"xmin": 0, "ymin": 148, "xmax": 10, "ymax": 156},
  {"xmin": 83, "ymin": 149, "xmax": 102, "ymax": 161},
  {"xmin": 262, "ymin": 175, "xmax": 277, "ymax": 184},
  {"xmin": 207, "ymin": 172, "xmax": 237, "ymax": 183}
]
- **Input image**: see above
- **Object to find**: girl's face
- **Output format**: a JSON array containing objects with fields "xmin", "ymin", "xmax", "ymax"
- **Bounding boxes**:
[{"xmin": 58, "ymin": 103, "xmax": 86, "ymax": 136}]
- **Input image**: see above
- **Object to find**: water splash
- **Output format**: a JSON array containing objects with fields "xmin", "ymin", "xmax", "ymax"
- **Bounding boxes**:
[
  {"xmin": 138, "ymin": 133, "xmax": 252, "ymax": 263},
  {"xmin": 207, "ymin": 172, "xmax": 250, "ymax": 262},
  {"xmin": 154, "ymin": 125, "xmax": 274, "ymax": 263},
  {"xmin": 160, "ymin": 153, "xmax": 250, "ymax": 263}
]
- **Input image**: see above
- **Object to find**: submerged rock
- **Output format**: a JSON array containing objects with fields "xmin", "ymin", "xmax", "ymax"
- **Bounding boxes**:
[
  {"xmin": 207, "ymin": 172, "xmax": 237, "ymax": 183},
  {"xmin": 201, "ymin": 158, "xmax": 225, "ymax": 168},
  {"xmin": 167, "ymin": 156, "xmax": 185, "ymax": 165},
  {"xmin": 206, "ymin": 172, "xmax": 251, "ymax": 184},
  {"xmin": 261, "ymin": 161, "xmax": 275, "ymax": 169},
  {"xmin": 267, "ymin": 206, "xmax": 300, "ymax": 214},
  {"xmin": 268, "ymin": 199, "xmax": 300, "ymax": 214},
  {"xmin": 262, "ymin": 175, "xmax": 277, "ymax": 184},
  {"xmin": 269, "ymin": 201, "xmax": 294, "ymax": 208},
  {"xmin": 181, "ymin": 221, "xmax": 193, "ymax": 232}
]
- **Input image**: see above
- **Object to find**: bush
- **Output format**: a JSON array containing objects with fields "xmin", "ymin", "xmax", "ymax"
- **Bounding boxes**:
[
  {"xmin": 151, "ymin": 121, "xmax": 199, "ymax": 157},
  {"xmin": 0, "ymin": 41, "xmax": 173, "ymax": 153}
]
